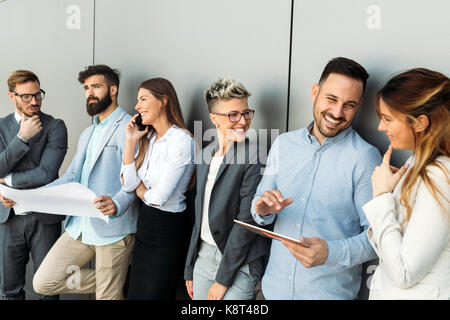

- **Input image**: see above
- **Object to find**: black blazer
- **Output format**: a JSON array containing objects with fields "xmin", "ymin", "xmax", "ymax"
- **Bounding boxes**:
[
  {"xmin": 184, "ymin": 139, "xmax": 271, "ymax": 287},
  {"xmin": 0, "ymin": 112, "xmax": 68, "ymax": 224}
]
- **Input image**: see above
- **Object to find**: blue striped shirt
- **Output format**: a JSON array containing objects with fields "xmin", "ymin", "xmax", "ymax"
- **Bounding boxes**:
[{"xmin": 251, "ymin": 123, "xmax": 381, "ymax": 299}]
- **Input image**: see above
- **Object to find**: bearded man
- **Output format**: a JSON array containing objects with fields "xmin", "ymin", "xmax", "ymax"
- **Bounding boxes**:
[{"xmin": 31, "ymin": 65, "xmax": 139, "ymax": 300}]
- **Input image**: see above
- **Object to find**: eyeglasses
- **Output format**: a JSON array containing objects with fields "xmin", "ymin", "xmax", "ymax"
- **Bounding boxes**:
[
  {"xmin": 12, "ymin": 89, "xmax": 45, "ymax": 103},
  {"xmin": 211, "ymin": 109, "xmax": 255, "ymax": 123}
]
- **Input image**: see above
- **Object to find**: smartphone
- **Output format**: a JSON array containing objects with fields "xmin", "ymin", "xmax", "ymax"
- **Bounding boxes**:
[{"xmin": 135, "ymin": 113, "xmax": 149, "ymax": 131}]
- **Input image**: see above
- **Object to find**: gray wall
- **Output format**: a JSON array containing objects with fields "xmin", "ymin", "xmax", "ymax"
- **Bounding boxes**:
[
  {"xmin": 290, "ymin": 0, "xmax": 450, "ymax": 167},
  {"xmin": 94, "ymin": 0, "xmax": 291, "ymax": 140},
  {"xmin": 0, "ymin": 0, "xmax": 448, "ymax": 300}
]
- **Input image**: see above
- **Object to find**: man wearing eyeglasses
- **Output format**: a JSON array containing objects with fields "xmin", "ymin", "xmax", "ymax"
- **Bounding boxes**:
[{"xmin": 0, "ymin": 70, "xmax": 68, "ymax": 300}]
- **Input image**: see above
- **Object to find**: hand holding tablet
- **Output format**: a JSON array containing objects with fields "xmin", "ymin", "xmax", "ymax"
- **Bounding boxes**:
[{"xmin": 234, "ymin": 219, "xmax": 310, "ymax": 248}]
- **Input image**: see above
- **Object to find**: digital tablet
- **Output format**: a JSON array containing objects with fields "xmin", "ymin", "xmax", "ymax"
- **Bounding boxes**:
[{"xmin": 234, "ymin": 219, "xmax": 310, "ymax": 247}]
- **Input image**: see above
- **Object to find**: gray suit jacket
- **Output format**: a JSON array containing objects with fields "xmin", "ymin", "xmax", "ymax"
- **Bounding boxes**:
[
  {"xmin": 0, "ymin": 111, "xmax": 68, "ymax": 224},
  {"xmin": 45, "ymin": 107, "xmax": 139, "ymax": 237},
  {"xmin": 184, "ymin": 139, "xmax": 271, "ymax": 287}
]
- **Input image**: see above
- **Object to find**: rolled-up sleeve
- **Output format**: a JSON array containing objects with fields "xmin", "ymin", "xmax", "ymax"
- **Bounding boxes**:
[{"xmin": 120, "ymin": 161, "xmax": 141, "ymax": 192}]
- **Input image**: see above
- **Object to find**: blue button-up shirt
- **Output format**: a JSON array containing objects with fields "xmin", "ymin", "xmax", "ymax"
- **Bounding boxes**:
[
  {"xmin": 66, "ymin": 107, "xmax": 125, "ymax": 246},
  {"xmin": 251, "ymin": 123, "xmax": 381, "ymax": 299}
]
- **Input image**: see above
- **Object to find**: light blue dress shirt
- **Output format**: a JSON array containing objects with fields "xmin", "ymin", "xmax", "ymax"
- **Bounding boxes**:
[
  {"xmin": 251, "ymin": 123, "xmax": 381, "ymax": 299},
  {"xmin": 66, "ymin": 107, "xmax": 126, "ymax": 246}
]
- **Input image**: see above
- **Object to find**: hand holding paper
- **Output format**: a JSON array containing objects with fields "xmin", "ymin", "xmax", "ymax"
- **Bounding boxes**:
[
  {"xmin": 0, "ymin": 182, "xmax": 109, "ymax": 223},
  {"xmin": 93, "ymin": 195, "xmax": 117, "ymax": 217},
  {"xmin": 0, "ymin": 188, "xmax": 15, "ymax": 208}
]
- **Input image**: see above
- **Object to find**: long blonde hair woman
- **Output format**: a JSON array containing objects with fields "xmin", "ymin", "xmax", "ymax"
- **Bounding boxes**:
[{"xmin": 363, "ymin": 68, "xmax": 449, "ymax": 299}]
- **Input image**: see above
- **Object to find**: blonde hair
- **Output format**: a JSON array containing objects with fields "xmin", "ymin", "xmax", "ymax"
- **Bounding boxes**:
[
  {"xmin": 377, "ymin": 68, "xmax": 450, "ymax": 221},
  {"xmin": 205, "ymin": 77, "xmax": 251, "ymax": 112}
]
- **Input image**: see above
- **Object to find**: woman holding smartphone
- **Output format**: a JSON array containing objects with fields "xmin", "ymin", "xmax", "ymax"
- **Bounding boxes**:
[
  {"xmin": 363, "ymin": 68, "xmax": 449, "ymax": 299},
  {"xmin": 121, "ymin": 78, "xmax": 195, "ymax": 299}
]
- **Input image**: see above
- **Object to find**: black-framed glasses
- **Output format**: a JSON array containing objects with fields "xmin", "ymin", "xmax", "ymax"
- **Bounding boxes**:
[
  {"xmin": 12, "ymin": 89, "xmax": 45, "ymax": 103},
  {"xmin": 211, "ymin": 109, "xmax": 255, "ymax": 123}
]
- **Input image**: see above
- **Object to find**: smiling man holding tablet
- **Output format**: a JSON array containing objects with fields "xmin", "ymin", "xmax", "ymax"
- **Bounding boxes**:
[{"xmin": 251, "ymin": 57, "xmax": 382, "ymax": 300}]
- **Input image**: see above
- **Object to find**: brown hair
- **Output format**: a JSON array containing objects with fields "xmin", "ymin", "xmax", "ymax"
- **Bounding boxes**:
[
  {"xmin": 376, "ymin": 68, "xmax": 450, "ymax": 221},
  {"xmin": 7, "ymin": 70, "xmax": 40, "ymax": 92},
  {"xmin": 135, "ymin": 78, "xmax": 196, "ymax": 190},
  {"xmin": 319, "ymin": 57, "xmax": 369, "ymax": 93},
  {"xmin": 78, "ymin": 64, "xmax": 120, "ymax": 96}
]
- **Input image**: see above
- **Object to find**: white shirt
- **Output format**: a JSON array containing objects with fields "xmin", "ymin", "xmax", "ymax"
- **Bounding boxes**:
[
  {"xmin": 363, "ymin": 155, "xmax": 450, "ymax": 300},
  {"xmin": 200, "ymin": 155, "xmax": 224, "ymax": 246},
  {"xmin": 121, "ymin": 125, "xmax": 195, "ymax": 213}
]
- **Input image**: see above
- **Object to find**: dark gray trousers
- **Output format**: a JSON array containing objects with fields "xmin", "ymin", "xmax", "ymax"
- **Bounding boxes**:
[{"xmin": 0, "ymin": 212, "xmax": 61, "ymax": 300}]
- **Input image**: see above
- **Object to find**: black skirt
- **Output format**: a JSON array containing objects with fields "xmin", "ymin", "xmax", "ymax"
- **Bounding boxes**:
[{"xmin": 127, "ymin": 203, "xmax": 192, "ymax": 300}]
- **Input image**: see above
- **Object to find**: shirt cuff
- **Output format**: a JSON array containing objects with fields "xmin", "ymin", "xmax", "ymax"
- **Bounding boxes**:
[
  {"xmin": 362, "ymin": 193, "xmax": 396, "ymax": 237},
  {"xmin": 251, "ymin": 206, "xmax": 276, "ymax": 226},
  {"xmin": 120, "ymin": 161, "xmax": 135, "ymax": 175},
  {"xmin": 143, "ymin": 189, "xmax": 162, "ymax": 208},
  {"xmin": 121, "ymin": 161, "xmax": 139, "ymax": 192},
  {"xmin": 17, "ymin": 134, "xmax": 29, "ymax": 144},
  {"xmin": 4, "ymin": 173, "xmax": 13, "ymax": 187},
  {"xmin": 362, "ymin": 192, "xmax": 398, "ymax": 254},
  {"xmin": 323, "ymin": 239, "xmax": 342, "ymax": 268},
  {"xmin": 110, "ymin": 199, "xmax": 122, "ymax": 220}
]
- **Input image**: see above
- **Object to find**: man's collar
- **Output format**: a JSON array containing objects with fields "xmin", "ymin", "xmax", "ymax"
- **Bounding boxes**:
[
  {"xmin": 306, "ymin": 121, "xmax": 315, "ymax": 143},
  {"xmin": 14, "ymin": 111, "xmax": 22, "ymax": 123},
  {"xmin": 93, "ymin": 106, "xmax": 121, "ymax": 126},
  {"xmin": 306, "ymin": 121, "xmax": 352, "ymax": 145}
]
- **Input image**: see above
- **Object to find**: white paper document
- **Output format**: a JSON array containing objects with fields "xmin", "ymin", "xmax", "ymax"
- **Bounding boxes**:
[{"xmin": 0, "ymin": 182, "xmax": 109, "ymax": 223}]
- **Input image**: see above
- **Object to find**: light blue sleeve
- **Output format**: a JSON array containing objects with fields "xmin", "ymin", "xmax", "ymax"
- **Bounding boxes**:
[
  {"xmin": 110, "ymin": 199, "xmax": 122, "ymax": 220},
  {"xmin": 43, "ymin": 151, "xmax": 78, "ymax": 187},
  {"xmin": 324, "ymin": 146, "xmax": 382, "ymax": 269},
  {"xmin": 251, "ymin": 136, "xmax": 280, "ymax": 226}
]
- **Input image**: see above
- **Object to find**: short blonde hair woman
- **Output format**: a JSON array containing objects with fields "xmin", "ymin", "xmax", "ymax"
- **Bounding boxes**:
[
  {"xmin": 363, "ymin": 68, "xmax": 449, "ymax": 299},
  {"xmin": 121, "ymin": 78, "xmax": 195, "ymax": 299},
  {"xmin": 184, "ymin": 78, "xmax": 270, "ymax": 300}
]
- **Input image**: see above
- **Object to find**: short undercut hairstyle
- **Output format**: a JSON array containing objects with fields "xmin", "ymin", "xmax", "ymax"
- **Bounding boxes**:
[
  {"xmin": 7, "ymin": 70, "xmax": 40, "ymax": 92},
  {"xmin": 205, "ymin": 77, "xmax": 251, "ymax": 112},
  {"xmin": 319, "ymin": 57, "xmax": 369, "ymax": 93},
  {"xmin": 78, "ymin": 64, "xmax": 120, "ymax": 95}
]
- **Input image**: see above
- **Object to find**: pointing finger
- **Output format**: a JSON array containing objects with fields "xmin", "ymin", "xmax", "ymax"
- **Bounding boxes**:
[
  {"xmin": 271, "ymin": 190, "xmax": 284, "ymax": 203},
  {"xmin": 281, "ymin": 197, "xmax": 293, "ymax": 208},
  {"xmin": 382, "ymin": 144, "xmax": 393, "ymax": 165},
  {"xmin": 263, "ymin": 191, "xmax": 282, "ymax": 206}
]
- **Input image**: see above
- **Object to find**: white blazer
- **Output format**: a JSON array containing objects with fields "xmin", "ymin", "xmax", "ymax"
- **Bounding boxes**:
[{"xmin": 363, "ymin": 155, "xmax": 450, "ymax": 300}]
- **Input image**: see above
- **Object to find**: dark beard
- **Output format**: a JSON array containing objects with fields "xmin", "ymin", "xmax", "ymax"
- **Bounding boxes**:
[{"xmin": 86, "ymin": 92, "xmax": 112, "ymax": 116}]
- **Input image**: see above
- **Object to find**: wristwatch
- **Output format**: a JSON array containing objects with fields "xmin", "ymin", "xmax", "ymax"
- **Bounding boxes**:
[{"xmin": 17, "ymin": 134, "xmax": 29, "ymax": 144}]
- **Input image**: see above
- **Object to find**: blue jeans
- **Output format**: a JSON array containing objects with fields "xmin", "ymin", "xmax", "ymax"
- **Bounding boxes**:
[{"xmin": 192, "ymin": 241, "xmax": 256, "ymax": 300}]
